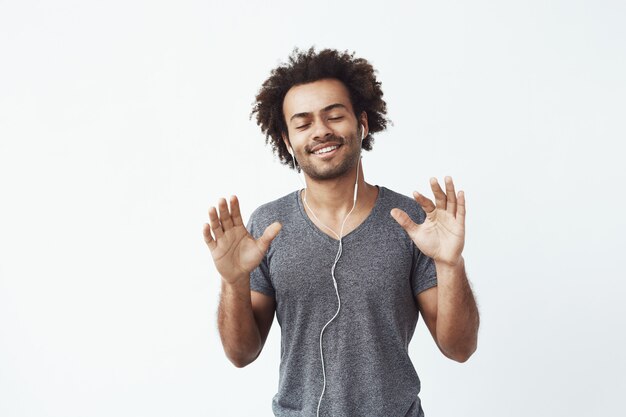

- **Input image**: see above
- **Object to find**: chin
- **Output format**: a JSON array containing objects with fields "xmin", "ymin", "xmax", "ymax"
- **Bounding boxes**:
[{"xmin": 301, "ymin": 159, "xmax": 359, "ymax": 181}]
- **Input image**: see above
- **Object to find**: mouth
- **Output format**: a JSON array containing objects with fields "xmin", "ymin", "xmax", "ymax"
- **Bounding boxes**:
[{"xmin": 311, "ymin": 144, "xmax": 342, "ymax": 158}]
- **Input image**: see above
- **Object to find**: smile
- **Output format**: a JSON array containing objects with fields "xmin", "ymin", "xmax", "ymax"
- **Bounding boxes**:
[{"xmin": 312, "ymin": 144, "xmax": 341, "ymax": 156}]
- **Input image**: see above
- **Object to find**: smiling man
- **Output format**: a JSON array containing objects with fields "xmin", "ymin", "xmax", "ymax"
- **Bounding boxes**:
[{"xmin": 204, "ymin": 47, "xmax": 479, "ymax": 417}]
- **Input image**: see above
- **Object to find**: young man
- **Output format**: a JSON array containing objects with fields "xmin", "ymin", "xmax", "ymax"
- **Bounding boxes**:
[{"xmin": 204, "ymin": 48, "xmax": 479, "ymax": 417}]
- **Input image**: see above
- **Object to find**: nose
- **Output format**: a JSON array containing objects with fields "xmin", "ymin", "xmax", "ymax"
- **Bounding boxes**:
[{"xmin": 310, "ymin": 118, "xmax": 333, "ymax": 141}]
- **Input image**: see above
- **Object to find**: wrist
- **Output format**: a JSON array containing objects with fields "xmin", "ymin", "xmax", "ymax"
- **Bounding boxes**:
[
  {"xmin": 221, "ymin": 273, "xmax": 250, "ymax": 290},
  {"xmin": 435, "ymin": 256, "xmax": 464, "ymax": 272}
]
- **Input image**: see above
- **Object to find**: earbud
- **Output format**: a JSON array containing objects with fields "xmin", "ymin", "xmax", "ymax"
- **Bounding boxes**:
[{"xmin": 360, "ymin": 124, "xmax": 365, "ymax": 142}]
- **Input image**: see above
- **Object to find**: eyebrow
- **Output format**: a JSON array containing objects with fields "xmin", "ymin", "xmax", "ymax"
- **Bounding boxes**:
[{"xmin": 289, "ymin": 103, "xmax": 348, "ymax": 123}]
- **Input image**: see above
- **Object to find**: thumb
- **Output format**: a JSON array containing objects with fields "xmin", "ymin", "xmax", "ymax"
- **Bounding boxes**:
[
  {"xmin": 390, "ymin": 208, "xmax": 419, "ymax": 235},
  {"xmin": 256, "ymin": 222, "xmax": 282, "ymax": 253}
]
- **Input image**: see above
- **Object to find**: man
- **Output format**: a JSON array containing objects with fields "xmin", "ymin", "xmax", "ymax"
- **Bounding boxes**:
[{"xmin": 204, "ymin": 47, "xmax": 479, "ymax": 417}]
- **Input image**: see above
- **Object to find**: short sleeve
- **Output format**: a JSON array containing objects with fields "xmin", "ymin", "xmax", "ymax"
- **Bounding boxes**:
[
  {"xmin": 410, "ymin": 243, "xmax": 438, "ymax": 296},
  {"xmin": 246, "ymin": 215, "xmax": 276, "ymax": 297}
]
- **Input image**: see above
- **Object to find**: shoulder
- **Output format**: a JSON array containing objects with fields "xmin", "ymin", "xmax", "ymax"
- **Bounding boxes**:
[
  {"xmin": 247, "ymin": 190, "xmax": 300, "ymax": 235},
  {"xmin": 379, "ymin": 186, "xmax": 428, "ymax": 223},
  {"xmin": 249, "ymin": 190, "xmax": 299, "ymax": 220}
]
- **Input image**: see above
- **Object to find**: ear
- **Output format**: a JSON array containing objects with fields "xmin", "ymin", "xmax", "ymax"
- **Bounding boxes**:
[
  {"xmin": 359, "ymin": 111, "xmax": 369, "ymax": 138},
  {"xmin": 281, "ymin": 132, "xmax": 292, "ymax": 154}
]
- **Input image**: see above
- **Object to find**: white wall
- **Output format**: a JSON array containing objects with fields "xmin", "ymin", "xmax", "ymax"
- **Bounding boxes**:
[{"xmin": 1, "ymin": 1, "xmax": 624, "ymax": 416}]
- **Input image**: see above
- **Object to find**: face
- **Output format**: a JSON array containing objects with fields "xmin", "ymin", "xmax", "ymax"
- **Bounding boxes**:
[{"xmin": 282, "ymin": 78, "xmax": 367, "ymax": 181}]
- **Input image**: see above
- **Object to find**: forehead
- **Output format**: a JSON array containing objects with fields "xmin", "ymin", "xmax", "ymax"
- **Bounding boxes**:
[{"xmin": 282, "ymin": 78, "xmax": 353, "ymax": 118}]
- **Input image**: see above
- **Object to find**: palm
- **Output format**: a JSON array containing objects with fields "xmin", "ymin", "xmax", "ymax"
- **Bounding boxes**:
[
  {"xmin": 211, "ymin": 224, "xmax": 265, "ymax": 277},
  {"xmin": 203, "ymin": 196, "xmax": 281, "ymax": 283},
  {"xmin": 391, "ymin": 177, "xmax": 466, "ymax": 266}
]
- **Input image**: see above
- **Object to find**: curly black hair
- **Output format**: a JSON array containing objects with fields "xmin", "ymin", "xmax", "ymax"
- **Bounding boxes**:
[{"xmin": 250, "ymin": 47, "xmax": 390, "ymax": 169}]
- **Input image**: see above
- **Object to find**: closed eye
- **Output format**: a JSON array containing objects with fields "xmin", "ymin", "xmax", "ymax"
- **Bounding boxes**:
[{"xmin": 296, "ymin": 123, "xmax": 310, "ymax": 130}]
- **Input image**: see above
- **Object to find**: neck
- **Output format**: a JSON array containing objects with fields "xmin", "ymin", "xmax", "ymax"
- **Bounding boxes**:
[{"xmin": 301, "ymin": 159, "xmax": 373, "ymax": 217}]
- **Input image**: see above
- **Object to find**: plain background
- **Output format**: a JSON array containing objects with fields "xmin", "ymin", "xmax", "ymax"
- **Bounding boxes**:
[{"xmin": 1, "ymin": 0, "xmax": 625, "ymax": 416}]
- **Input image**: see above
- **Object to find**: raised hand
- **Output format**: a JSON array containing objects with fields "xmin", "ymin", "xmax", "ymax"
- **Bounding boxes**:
[
  {"xmin": 390, "ymin": 176, "xmax": 465, "ymax": 267},
  {"xmin": 203, "ymin": 196, "xmax": 282, "ymax": 285}
]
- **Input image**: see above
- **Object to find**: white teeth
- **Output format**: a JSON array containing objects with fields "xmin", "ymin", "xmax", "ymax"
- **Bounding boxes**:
[{"xmin": 313, "ymin": 145, "xmax": 339, "ymax": 155}]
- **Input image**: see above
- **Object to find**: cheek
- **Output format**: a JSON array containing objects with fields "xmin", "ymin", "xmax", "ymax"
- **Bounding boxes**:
[{"xmin": 288, "ymin": 136, "xmax": 306, "ymax": 154}]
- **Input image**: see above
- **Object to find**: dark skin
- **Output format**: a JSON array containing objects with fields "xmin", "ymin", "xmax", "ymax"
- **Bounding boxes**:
[{"xmin": 205, "ymin": 78, "xmax": 478, "ymax": 366}]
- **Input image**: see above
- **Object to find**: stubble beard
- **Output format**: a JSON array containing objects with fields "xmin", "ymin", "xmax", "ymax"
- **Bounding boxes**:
[{"xmin": 298, "ymin": 132, "xmax": 361, "ymax": 181}]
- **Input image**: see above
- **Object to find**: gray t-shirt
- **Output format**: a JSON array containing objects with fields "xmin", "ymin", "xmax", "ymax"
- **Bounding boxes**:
[{"xmin": 247, "ymin": 186, "xmax": 438, "ymax": 417}]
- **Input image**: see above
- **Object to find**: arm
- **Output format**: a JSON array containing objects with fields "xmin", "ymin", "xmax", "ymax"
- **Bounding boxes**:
[
  {"xmin": 204, "ymin": 195, "xmax": 281, "ymax": 368},
  {"xmin": 416, "ymin": 257, "xmax": 479, "ymax": 362},
  {"xmin": 392, "ymin": 176, "xmax": 479, "ymax": 362},
  {"xmin": 217, "ymin": 278, "xmax": 276, "ymax": 367}
]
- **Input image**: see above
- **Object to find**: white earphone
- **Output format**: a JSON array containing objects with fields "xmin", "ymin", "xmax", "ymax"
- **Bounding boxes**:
[{"xmin": 288, "ymin": 124, "xmax": 365, "ymax": 417}]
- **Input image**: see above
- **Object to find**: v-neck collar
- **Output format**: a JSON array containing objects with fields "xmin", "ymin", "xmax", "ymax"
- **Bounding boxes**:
[{"xmin": 294, "ymin": 185, "xmax": 383, "ymax": 244}]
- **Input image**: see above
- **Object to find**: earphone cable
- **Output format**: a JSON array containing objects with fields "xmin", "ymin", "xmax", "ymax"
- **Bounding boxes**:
[{"xmin": 288, "ymin": 128, "xmax": 363, "ymax": 417}]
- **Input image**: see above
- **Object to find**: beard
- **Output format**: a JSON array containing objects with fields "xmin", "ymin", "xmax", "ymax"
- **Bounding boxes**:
[{"xmin": 296, "ymin": 131, "xmax": 361, "ymax": 181}]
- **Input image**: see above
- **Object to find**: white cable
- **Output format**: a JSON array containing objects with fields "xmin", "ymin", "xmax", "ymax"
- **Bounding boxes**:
[
  {"xmin": 289, "ymin": 127, "xmax": 363, "ymax": 417},
  {"xmin": 311, "ymin": 161, "xmax": 359, "ymax": 417}
]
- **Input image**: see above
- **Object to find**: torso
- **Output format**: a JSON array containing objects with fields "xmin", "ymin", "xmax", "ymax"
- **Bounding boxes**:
[{"xmin": 246, "ymin": 185, "xmax": 437, "ymax": 416}]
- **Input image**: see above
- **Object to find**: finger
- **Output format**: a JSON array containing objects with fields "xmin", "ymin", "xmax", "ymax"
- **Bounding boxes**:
[
  {"xmin": 430, "ymin": 177, "xmax": 447, "ymax": 210},
  {"xmin": 203, "ymin": 223, "xmax": 216, "ymax": 251},
  {"xmin": 218, "ymin": 198, "xmax": 234, "ymax": 230},
  {"xmin": 256, "ymin": 222, "xmax": 282, "ymax": 253},
  {"xmin": 412, "ymin": 191, "xmax": 436, "ymax": 215},
  {"xmin": 229, "ymin": 195, "xmax": 244, "ymax": 227},
  {"xmin": 445, "ymin": 176, "xmax": 457, "ymax": 216},
  {"xmin": 390, "ymin": 208, "xmax": 420, "ymax": 235},
  {"xmin": 208, "ymin": 206, "xmax": 224, "ymax": 239},
  {"xmin": 457, "ymin": 190, "xmax": 466, "ymax": 226}
]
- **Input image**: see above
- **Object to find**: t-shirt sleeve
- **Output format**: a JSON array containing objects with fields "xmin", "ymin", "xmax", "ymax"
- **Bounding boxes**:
[
  {"xmin": 404, "ymin": 202, "xmax": 438, "ymax": 296},
  {"xmin": 411, "ymin": 244, "xmax": 438, "ymax": 296},
  {"xmin": 246, "ymin": 214, "xmax": 276, "ymax": 297}
]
